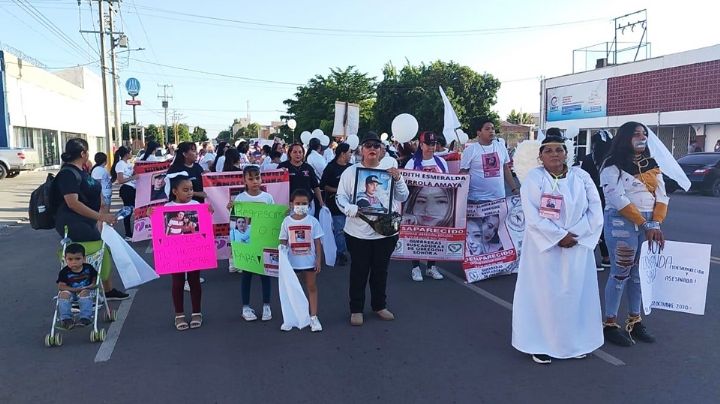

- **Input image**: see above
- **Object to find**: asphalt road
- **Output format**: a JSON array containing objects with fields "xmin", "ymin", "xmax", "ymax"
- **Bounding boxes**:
[{"xmin": 1, "ymin": 171, "xmax": 718, "ymax": 403}]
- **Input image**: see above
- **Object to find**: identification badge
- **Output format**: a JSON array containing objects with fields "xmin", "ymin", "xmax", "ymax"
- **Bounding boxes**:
[
  {"xmin": 539, "ymin": 194, "xmax": 563, "ymax": 220},
  {"xmin": 482, "ymin": 152, "xmax": 500, "ymax": 178}
]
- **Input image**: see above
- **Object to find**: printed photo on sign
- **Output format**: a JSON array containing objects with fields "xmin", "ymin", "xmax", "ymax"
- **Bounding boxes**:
[
  {"xmin": 482, "ymin": 152, "xmax": 500, "ymax": 178},
  {"xmin": 230, "ymin": 216, "xmax": 252, "ymax": 243},
  {"xmin": 463, "ymin": 199, "xmax": 519, "ymax": 282},
  {"xmin": 539, "ymin": 194, "xmax": 562, "ymax": 219},
  {"xmin": 164, "ymin": 210, "xmax": 199, "ymax": 236},
  {"xmin": 150, "ymin": 173, "xmax": 168, "ymax": 201},
  {"xmin": 289, "ymin": 225, "xmax": 312, "ymax": 255},
  {"xmin": 353, "ymin": 167, "xmax": 393, "ymax": 215},
  {"xmin": 466, "ymin": 215, "xmax": 503, "ymax": 255},
  {"xmin": 402, "ymin": 186, "xmax": 456, "ymax": 227},
  {"xmin": 263, "ymin": 248, "xmax": 280, "ymax": 277}
]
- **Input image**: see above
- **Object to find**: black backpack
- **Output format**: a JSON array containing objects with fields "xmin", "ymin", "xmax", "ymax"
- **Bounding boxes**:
[{"xmin": 29, "ymin": 167, "xmax": 81, "ymax": 230}]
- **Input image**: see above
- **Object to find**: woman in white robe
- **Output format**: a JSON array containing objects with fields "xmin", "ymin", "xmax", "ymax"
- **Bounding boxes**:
[{"xmin": 511, "ymin": 131, "xmax": 604, "ymax": 364}]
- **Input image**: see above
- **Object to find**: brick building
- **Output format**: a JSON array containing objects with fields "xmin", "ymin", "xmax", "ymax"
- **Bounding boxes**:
[{"xmin": 540, "ymin": 44, "xmax": 720, "ymax": 160}]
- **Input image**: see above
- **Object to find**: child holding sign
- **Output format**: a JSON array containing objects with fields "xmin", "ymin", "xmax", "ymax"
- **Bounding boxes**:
[
  {"xmin": 226, "ymin": 166, "xmax": 275, "ymax": 322},
  {"xmin": 279, "ymin": 189, "xmax": 324, "ymax": 332}
]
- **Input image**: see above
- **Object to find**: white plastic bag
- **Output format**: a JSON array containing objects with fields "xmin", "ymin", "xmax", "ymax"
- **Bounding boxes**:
[
  {"xmin": 278, "ymin": 245, "xmax": 311, "ymax": 330},
  {"xmin": 101, "ymin": 225, "xmax": 159, "ymax": 289},
  {"xmin": 319, "ymin": 206, "xmax": 337, "ymax": 267}
]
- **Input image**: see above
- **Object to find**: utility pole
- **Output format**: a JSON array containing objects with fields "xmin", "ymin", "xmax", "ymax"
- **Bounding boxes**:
[
  {"xmin": 158, "ymin": 84, "xmax": 173, "ymax": 145},
  {"xmin": 96, "ymin": 0, "xmax": 112, "ymax": 159},
  {"xmin": 108, "ymin": 3, "xmax": 123, "ymax": 149}
]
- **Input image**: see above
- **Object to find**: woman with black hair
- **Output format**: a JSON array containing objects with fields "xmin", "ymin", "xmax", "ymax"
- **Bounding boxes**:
[
  {"xmin": 167, "ymin": 142, "xmax": 206, "ymax": 202},
  {"xmin": 319, "ymin": 143, "xmax": 353, "ymax": 265},
  {"xmin": 512, "ymin": 130, "xmax": 604, "ymax": 364},
  {"xmin": 54, "ymin": 138, "xmax": 128, "ymax": 300},
  {"xmin": 580, "ymin": 130, "xmax": 614, "ymax": 269},
  {"xmin": 140, "ymin": 141, "xmax": 162, "ymax": 162},
  {"xmin": 306, "ymin": 137, "xmax": 327, "ymax": 180},
  {"xmin": 222, "ymin": 148, "xmax": 242, "ymax": 172},
  {"xmin": 213, "ymin": 141, "xmax": 230, "ymax": 172},
  {"xmin": 278, "ymin": 143, "xmax": 324, "ymax": 214},
  {"xmin": 237, "ymin": 141, "xmax": 250, "ymax": 165},
  {"xmin": 90, "ymin": 152, "xmax": 111, "ymax": 212},
  {"xmin": 600, "ymin": 121, "xmax": 669, "ymax": 347},
  {"xmin": 111, "ymin": 146, "xmax": 136, "ymax": 239}
]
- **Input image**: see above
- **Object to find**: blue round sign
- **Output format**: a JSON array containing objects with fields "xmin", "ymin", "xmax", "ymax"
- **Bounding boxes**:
[{"xmin": 125, "ymin": 78, "xmax": 140, "ymax": 97}]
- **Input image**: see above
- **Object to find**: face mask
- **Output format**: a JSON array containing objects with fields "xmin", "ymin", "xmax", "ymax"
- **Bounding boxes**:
[
  {"xmin": 293, "ymin": 205, "xmax": 309, "ymax": 216},
  {"xmin": 633, "ymin": 139, "xmax": 647, "ymax": 148}
]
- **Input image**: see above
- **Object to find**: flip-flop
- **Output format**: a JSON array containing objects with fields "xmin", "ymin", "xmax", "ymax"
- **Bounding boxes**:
[
  {"xmin": 175, "ymin": 315, "xmax": 189, "ymax": 331},
  {"xmin": 190, "ymin": 313, "xmax": 203, "ymax": 329}
]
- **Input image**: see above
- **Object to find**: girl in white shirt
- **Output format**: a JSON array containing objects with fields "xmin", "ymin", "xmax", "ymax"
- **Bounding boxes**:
[
  {"xmin": 91, "ymin": 152, "xmax": 112, "ymax": 211},
  {"xmin": 110, "ymin": 146, "xmax": 136, "ymax": 239}
]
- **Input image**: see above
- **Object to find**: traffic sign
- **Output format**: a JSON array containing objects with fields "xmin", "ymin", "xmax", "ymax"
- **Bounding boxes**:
[
  {"xmin": 125, "ymin": 78, "xmax": 140, "ymax": 97},
  {"xmin": 126, "ymin": 99, "xmax": 142, "ymax": 106}
]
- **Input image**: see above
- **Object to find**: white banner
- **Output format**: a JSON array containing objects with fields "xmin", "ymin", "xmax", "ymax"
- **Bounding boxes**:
[
  {"xmin": 546, "ymin": 79, "xmax": 607, "ymax": 121},
  {"xmin": 332, "ymin": 101, "xmax": 359, "ymax": 137},
  {"xmin": 639, "ymin": 240, "xmax": 711, "ymax": 315}
]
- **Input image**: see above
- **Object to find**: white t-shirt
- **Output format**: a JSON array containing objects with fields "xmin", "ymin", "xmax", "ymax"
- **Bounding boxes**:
[
  {"xmin": 115, "ymin": 159, "xmax": 136, "ymax": 188},
  {"xmin": 91, "ymin": 166, "xmax": 112, "ymax": 201},
  {"xmin": 323, "ymin": 148, "xmax": 334, "ymax": 162},
  {"xmin": 307, "ymin": 150, "xmax": 327, "ymax": 180},
  {"xmin": 215, "ymin": 155, "xmax": 226, "ymax": 172},
  {"xmin": 279, "ymin": 215, "xmax": 324, "ymax": 270},
  {"xmin": 165, "ymin": 200, "xmax": 200, "ymax": 207},
  {"xmin": 404, "ymin": 156, "xmax": 449, "ymax": 173},
  {"xmin": 460, "ymin": 141, "xmax": 510, "ymax": 201},
  {"xmin": 200, "ymin": 152, "xmax": 216, "ymax": 171},
  {"xmin": 144, "ymin": 154, "xmax": 163, "ymax": 162},
  {"xmin": 234, "ymin": 191, "xmax": 274, "ymax": 204}
]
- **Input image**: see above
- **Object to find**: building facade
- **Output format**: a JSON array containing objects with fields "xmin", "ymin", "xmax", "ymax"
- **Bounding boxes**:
[
  {"xmin": 540, "ymin": 44, "xmax": 720, "ymax": 160},
  {"xmin": 0, "ymin": 50, "xmax": 108, "ymax": 167}
]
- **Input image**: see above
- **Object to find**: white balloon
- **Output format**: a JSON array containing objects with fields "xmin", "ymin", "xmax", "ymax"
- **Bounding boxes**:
[
  {"xmin": 456, "ymin": 130, "xmax": 469, "ymax": 145},
  {"xmin": 311, "ymin": 129, "xmax": 324, "ymax": 139},
  {"xmin": 391, "ymin": 113, "xmax": 419, "ymax": 143},
  {"xmin": 287, "ymin": 119, "xmax": 297, "ymax": 130},
  {"xmin": 320, "ymin": 134, "xmax": 330, "ymax": 146},
  {"xmin": 346, "ymin": 135, "xmax": 360, "ymax": 150},
  {"xmin": 300, "ymin": 131, "xmax": 312, "ymax": 144},
  {"xmin": 380, "ymin": 132, "xmax": 389, "ymax": 141},
  {"xmin": 565, "ymin": 126, "xmax": 579, "ymax": 139}
]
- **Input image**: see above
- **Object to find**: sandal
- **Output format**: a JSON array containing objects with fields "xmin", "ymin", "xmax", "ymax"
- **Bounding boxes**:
[
  {"xmin": 175, "ymin": 315, "xmax": 189, "ymax": 331},
  {"xmin": 190, "ymin": 313, "xmax": 203, "ymax": 329}
]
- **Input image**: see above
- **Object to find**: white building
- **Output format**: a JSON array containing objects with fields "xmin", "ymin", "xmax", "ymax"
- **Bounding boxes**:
[
  {"xmin": 0, "ymin": 50, "xmax": 109, "ymax": 167},
  {"xmin": 540, "ymin": 44, "xmax": 720, "ymax": 159}
]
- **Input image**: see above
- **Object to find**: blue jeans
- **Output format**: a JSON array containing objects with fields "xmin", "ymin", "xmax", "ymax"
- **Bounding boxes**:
[
  {"xmin": 241, "ymin": 272, "xmax": 271, "ymax": 305},
  {"xmin": 58, "ymin": 290, "xmax": 94, "ymax": 320},
  {"xmin": 603, "ymin": 209, "xmax": 652, "ymax": 319},
  {"xmin": 332, "ymin": 215, "xmax": 347, "ymax": 255}
]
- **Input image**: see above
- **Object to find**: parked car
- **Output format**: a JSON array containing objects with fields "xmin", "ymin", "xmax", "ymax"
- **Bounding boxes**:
[
  {"xmin": 0, "ymin": 147, "xmax": 41, "ymax": 179},
  {"xmin": 664, "ymin": 152, "xmax": 720, "ymax": 197}
]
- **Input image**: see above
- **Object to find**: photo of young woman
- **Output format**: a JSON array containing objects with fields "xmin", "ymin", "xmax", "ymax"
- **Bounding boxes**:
[
  {"xmin": 466, "ymin": 215, "xmax": 503, "ymax": 255},
  {"xmin": 401, "ymin": 186, "xmax": 456, "ymax": 227}
]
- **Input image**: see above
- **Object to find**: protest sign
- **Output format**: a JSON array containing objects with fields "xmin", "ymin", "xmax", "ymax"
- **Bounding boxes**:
[
  {"xmin": 151, "ymin": 204, "xmax": 216, "ymax": 274},
  {"xmin": 392, "ymin": 170, "xmax": 469, "ymax": 261},
  {"xmin": 203, "ymin": 170, "xmax": 289, "ymax": 259},
  {"xmin": 130, "ymin": 161, "xmax": 172, "ymax": 242},
  {"xmin": 231, "ymin": 202, "xmax": 287, "ymax": 275},
  {"xmin": 639, "ymin": 240, "xmax": 711, "ymax": 315},
  {"xmin": 332, "ymin": 101, "xmax": 359, "ymax": 138},
  {"xmin": 353, "ymin": 168, "xmax": 394, "ymax": 215},
  {"xmin": 463, "ymin": 197, "xmax": 523, "ymax": 282}
]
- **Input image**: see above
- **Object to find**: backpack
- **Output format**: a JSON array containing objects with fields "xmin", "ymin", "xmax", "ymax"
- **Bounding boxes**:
[{"xmin": 29, "ymin": 167, "xmax": 82, "ymax": 230}]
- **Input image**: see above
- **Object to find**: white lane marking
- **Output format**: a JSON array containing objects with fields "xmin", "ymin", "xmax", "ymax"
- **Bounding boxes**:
[
  {"xmin": 94, "ymin": 289, "xmax": 137, "ymax": 363},
  {"xmin": 439, "ymin": 268, "xmax": 626, "ymax": 367}
]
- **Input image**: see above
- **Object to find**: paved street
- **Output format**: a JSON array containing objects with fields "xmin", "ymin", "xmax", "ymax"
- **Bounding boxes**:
[{"xmin": 1, "ymin": 171, "xmax": 719, "ymax": 403}]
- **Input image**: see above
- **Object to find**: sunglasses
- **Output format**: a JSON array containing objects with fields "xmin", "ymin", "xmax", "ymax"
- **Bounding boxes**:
[{"xmin": 363, "ymin": 142, "xmax": 382, "ymax": 149}]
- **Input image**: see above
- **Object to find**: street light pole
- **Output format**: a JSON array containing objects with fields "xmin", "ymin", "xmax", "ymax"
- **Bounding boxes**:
[
  {"xmin": 108, "ymin": 4, "xmax": 122, "ymax": 149},
  {"xmin": 97, "ymin": 0, "xmax": 112, "ymax": 159}
]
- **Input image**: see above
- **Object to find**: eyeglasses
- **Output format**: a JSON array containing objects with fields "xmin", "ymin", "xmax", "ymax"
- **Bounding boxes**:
[{"xmin": 363, "ymin": 143, "xmax": 382, "ymax": 149}]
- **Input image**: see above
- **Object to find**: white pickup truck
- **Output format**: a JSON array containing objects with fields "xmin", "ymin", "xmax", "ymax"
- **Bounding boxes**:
[{"xmin": 0, "ymin": 147, "xmax": 41, "ymax": 179}]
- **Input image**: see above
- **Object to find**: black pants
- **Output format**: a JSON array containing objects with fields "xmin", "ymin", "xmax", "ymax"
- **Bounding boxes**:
[
  {"xmin": 411, "ymin": 260, "xmax": 436, "ymax": 267},
  {"xmin": 242, "ymin": 272, "xmax": 271, "ymax": 305},
  {"xmin": 598, "ymin": 229, "xmax": 609, "ymax": 257},
  {"xmin": 345, "ymin": 233, "xmax": 398, "ymax": 313},
  {"xmin": 118, "ymin": 185, "xmax": 136, "ymax": 237}
]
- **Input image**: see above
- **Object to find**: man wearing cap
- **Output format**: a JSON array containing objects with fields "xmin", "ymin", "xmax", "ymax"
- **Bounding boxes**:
[
  {"xmin": 460, "ymin": 118, "xmax": 518, "ymax": 203},
  {"xmin": 356, "ymin": 175, "xmax": 386, "ymax": 213}
]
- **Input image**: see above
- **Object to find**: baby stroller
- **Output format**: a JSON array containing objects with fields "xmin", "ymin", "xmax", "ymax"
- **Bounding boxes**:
[{"xmin": 44, "ymin": 232, "xmax": 117, "ymax": 347}]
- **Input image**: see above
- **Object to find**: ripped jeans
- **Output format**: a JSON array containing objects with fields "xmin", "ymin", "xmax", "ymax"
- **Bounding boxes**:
[{"xmin": 603, "ymin": 209, "xmax": 652, "ymax": 319}]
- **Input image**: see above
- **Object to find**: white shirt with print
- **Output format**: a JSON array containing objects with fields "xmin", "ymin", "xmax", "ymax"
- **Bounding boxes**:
[
  {"xmin": 460, "ymin": 141, "xmax": 510, "ymax": 201},
  {"xmin": 279, "ymin": 215, "xmax": 323, "ymax": 270}
]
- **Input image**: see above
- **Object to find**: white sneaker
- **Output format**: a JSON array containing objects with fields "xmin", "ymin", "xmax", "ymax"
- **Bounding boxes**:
[
  {"xmin": 309, "ymin": 316, "xmax": 323, "ymax": 332},
  {"xmin": 280, "ymin": 323, "xmax": 292, "ymax": 331},
  {"xmin": 183, "ymin": 281, "xmax": 191, "ymax": 292},
  {"xmin": 411, "ymin": 266, "xmax": 423, "ymax": 282},
  {"xmin": 199, "ymin": 277, "xmax": 206, "ymax": 284},
  {"xmin": 242, "ymin": 306, "xmax": 257, "ymax": 321},
  {"xmin": 426, "ymin": 266, "xmax": 444, "ymax": 280},
  {"xmin": 261, "ymin": 305, "xmax": 272, "ymax": 321}
]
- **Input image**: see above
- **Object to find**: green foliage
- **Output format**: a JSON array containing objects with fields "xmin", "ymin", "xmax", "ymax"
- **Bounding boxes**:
[
  {"xmin": 217, "ymin": 128, "xmax": 232, "ymax": 142},
  {"xmin": 272, "ymin": 124, "xmax": 294, "ymax": 143},
  {"xmin": 233, "ymin": 122, "xmax": 261, "ymax": 140},
  {"xmin": 191, "ymin": 126, "xmax": 208, "ymax": 142},
  {"xmin": 374, "ymin": 60, "xmax": 501, "ymax": 138},
  {"xmin": 167, "ymin": 124, "xmax": 191, "ymax": 143},
  {"xmin": 283, "ymin": 66, "xmax": 377, "ymax": 134},
  {"xmin": 145, "ymin": 124, "xmax": 161, "ymax": 143},
  {"xmin": 506, "ymin": 109, "xmax": 534, "ymax": 125}
]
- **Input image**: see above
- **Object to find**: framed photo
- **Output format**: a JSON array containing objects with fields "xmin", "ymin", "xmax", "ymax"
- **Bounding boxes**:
[{"xmin": 353, "ymin": 167, "xmax": 394, "ymax": 215}]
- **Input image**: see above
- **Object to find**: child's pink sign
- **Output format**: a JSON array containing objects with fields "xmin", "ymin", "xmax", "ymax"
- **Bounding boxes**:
[{"xmin": 151, "ymin": 204, "xmax": 217, "ymax": 275}]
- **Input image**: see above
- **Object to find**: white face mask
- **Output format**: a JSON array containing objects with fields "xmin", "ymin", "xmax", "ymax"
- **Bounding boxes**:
[{"xmin": 293, "ymin": 205, "xmax": 309, "ymax": 216}]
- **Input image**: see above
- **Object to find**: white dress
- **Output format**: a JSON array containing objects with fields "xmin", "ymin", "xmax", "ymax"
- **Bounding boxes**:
[{"xmin": 511, "ymin": 166, "xmax": 604, "ymax": 358}]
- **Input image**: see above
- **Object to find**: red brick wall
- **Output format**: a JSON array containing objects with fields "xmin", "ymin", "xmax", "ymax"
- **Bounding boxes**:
[{"xmin": 607, "ymin": 59, "xmax": 720, "ymax": 115}]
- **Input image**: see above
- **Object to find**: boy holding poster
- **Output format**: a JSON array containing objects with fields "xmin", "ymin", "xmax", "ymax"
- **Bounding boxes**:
[
  {"xmin": 279, "ymin": 189, "xmax": 324, "ymax": 332},
  {"xmin": 227, "ymin": 166, "xmax": 276, "ymax": 322}
]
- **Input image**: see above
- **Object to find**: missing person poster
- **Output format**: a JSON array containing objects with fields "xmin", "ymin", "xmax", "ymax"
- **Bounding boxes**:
[
  {"xmin": 151, "ymin": 204, "xmax": 217, "ymax": 274},
  {"xmin": 203, "ymin": 170, "xmax": 289, "ymax": 259},
  {"xmin": 463, "ymin": 197, "xmax": 523, "ymax": 283},
  {"xmin": 231, "ymin": 202, "xmax": 287, "ymax": 276},
  {"xmin": 392, "ymin": 170, "xmax": 469, "ymax": 261},
  {"xmin": 131, "ymin": 161, "xmax": 172, "ymax": 242},
  {"xmin": 353, "ymin": 167, "xmax": 394, "ymax": 215}
]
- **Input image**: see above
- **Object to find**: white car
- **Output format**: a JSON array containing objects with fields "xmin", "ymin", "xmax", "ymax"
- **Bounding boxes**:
[{"xmin": 0, "ymin": 147, "xmax": 40, "ymax": 179}]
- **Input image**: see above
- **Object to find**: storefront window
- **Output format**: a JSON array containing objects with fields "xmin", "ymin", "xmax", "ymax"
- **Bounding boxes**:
[
  {"xmin": 13, "ymin": 127, "xmax": 33, "ymax": 148},
  {"xmin": 41, "ymin": 129, "xmax": 59, "ymax": 166}
]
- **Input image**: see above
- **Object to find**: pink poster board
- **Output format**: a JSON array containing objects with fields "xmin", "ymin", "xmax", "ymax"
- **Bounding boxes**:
[{"xmin": 151, "ymin": 204, "xmax": 217, "ymax": 275}]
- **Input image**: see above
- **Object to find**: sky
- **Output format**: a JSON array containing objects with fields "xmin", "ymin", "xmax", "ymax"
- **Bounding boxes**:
[{"xmin": 1, "ymin": 0, "xmax": 718, "ymax": 138}]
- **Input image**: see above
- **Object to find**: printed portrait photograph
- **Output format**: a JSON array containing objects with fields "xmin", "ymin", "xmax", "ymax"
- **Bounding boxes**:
[
  {"xmin": 466, "ymin": 214, "xmax": 503, "ymax": 255},
  {"xmin": 150, "ymin": 173, "xmax": 168, "ymax": 201},
  {"xmin": 353, "ymin": 167, "xmax": 393, "ymax": 215},
  {"xmin": 229, "ymin": 215, "xmax": 252, "ymax": 243},
  {"xmin": 164, "ymin": 210, "xmax": 199, "ymax": 236},
  {"xmin": 401, "ymin": 186, "xmax": 457, "ymax": 227}
]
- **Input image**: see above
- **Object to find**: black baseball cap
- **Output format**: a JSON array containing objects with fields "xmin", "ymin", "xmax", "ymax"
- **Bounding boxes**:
[
  {"xmin": 361, "ymin": 131, "xmax": 381, "ymax": 145},
  {"xmin": 365, "ymin": 175, "xmax": 381, "ymax": 184}
]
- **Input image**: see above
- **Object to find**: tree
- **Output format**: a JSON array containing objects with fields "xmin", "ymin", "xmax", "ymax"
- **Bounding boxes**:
[
  {"xmin": 145, "ymin": 124, "xmax": 161, "ymax": 143},
  {"xmin": 217, "ymin": 127, "xmax": 232, "ymax": 143},
  {"xmin": 233, "ymin": 122, "xmax": 262, "ymax": 141},
  {"xmin": 283, "ymin": 66, "xmax": 377, "ymax": 134},
  {"xmin": 506, "ymin": 109, "xmax": 534, "ymax": 125},
  {"xmin": 168, "ymin": 124, "xmax": 191, "ymax": 143},
  {"xmin": 374, "ymin": 60, "xmax": 501, "ymax": 138},
  {"xmin": 191, "ymin": 126, "xmax": 208, "ymax": 142}
]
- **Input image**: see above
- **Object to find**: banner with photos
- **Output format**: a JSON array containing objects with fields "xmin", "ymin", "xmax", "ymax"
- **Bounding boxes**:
[
  {"xmin": 392, "ymin": 170, "xmax": 469, "ymax": 261},
  {"xmin": 131, "ymin": 161, "xmax": 171, "ymax": 242}
]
